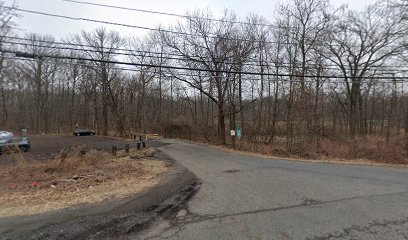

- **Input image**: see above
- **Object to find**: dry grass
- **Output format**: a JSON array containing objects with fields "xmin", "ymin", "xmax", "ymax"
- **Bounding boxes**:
[
  {"xmin": 187, "ymin": 135, "xmax": 408, "ymax": 167},
  {"xmin": 321, "ymin": 136, "xmax": 408, "ymax": 164},
  {"xmin": 0, "ymin": 148, "xmax": 169, "ymax": 218}
]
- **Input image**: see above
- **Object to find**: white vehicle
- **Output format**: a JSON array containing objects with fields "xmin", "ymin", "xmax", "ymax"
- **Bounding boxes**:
[
  {"xmin": 0, "ymin": 131, "xmax": 13, "ymax": 139},
  {"xmin": 0, "ymin": 131, "xmax": 30, "ymax": 154}
]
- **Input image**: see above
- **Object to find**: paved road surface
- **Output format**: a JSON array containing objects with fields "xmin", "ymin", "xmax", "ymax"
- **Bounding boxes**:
[{"xmin": 139, "ymin": 139, "xmax": 408, "ymax": 240}]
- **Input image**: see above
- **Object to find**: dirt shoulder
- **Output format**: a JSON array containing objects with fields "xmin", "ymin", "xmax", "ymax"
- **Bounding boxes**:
[
  {"xmin": 179, "ymin": 138, "xmax": 408, "ymax": 168},
  {"xmin": 0, "ymin": 148, "xmax": 168, "ymax": 218},
  {"xmin": 0, "ymin": 147, "xmax": 200, "ymax": 240}
]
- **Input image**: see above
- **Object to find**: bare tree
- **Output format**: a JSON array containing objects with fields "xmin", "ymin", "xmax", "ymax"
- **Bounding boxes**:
[
  {"xmin": 160, "ymin": 9, "xmax": 254, "ymax": 144},
  {"xmin": 17, "ymin": 34, "xmax": 60, "ymax": 133},
  {"xmin": 128, "ymin": 36, "xmax": 160, "ymax": 133},
  {"xmin": 73, "ymin": 27, "xmax": 124, "ymax": 135},
  {"xmin": 323, "ymin": 2, "xmax": 407, "ymax": 136},
  {"xmin": 0, "ymin": 0, "xmax": 18, "ymax": 128}
]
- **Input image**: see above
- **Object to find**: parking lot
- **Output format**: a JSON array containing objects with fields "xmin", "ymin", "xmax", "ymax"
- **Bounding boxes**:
[{"xmin": 0, "ymin": 134, "xmax": 164, "ymax": 165}]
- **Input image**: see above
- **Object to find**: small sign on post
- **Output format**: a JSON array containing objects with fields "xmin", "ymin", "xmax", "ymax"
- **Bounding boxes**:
[
  {"xmin": 22, "ymin": 129, "xmax": 28, "ymax": 136},
  {"xmin": 236, "ymin": 126, "xmax": 241, "ymax": 140},
  {"xmin": 231, "ymin": 129, "xmax": 236, "ymax": 149}
]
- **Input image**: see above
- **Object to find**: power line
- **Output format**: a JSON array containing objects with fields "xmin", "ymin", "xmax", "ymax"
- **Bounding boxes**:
[
  {"xmin": 4, "ymin": 55, "xmax": 405, "ymax": 85},
  {"xmin": 4, "ymin": 42, "xmax": 407, "ymax": 79},
  {"xmin": 2, "ymin": 49, "xmax": 408, "ymax": 82},
  {"xmin": 1, "ymin": 55, "xmax": 278, "ymax": 82},
  {"xmin": 4, "ymin": 39, "xmax": 408, "ymax": 75},
  {"xmin": 3, "ymin": 6, "xmax": 186, "ymax": 35},
  {"xmin": 5, "ymin": 6, "xmax": 261, "ymax": 43},
  {"xmin": 1, "ymin": 35, "xmax": 186, "ymax": 58},
  {"xmin": 53, "ymin": 1, "xmax": 408, "ymax": 53},
  {"xmin": 61, "ymin": 0, "xmax": 276, "ymax": 28},
  {"xmin": 3, "ymin": 35, "xmax": 408, "ymax": 73},
  {"xmin": 6, "ymin": 5, "xmax": 406, "ymax": 53},
  {"xmin": 8, "ymin": 5, "xmax": 406, "ymax": 52},
  {"xmin": 0, "ymin": 6, "xmax": 350, "ymax": 48}
]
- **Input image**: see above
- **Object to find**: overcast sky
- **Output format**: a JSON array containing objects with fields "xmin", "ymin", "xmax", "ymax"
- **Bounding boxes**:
[{"xmin": 6, "ymin": 0, "xmax": 378, "ymax": 40}]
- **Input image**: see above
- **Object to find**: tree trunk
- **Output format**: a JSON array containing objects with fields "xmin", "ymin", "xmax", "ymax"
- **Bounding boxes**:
[
  {"xmin": 0, "ymin": 84, "xmax": 7, "ymax": 127},
  {"xmin": 102, "ymin": 68, "xmax": 109, "ymax": 136},
  {"xmin": 349, "ymin": 80, "xmax": 361, "ymax": 137}
]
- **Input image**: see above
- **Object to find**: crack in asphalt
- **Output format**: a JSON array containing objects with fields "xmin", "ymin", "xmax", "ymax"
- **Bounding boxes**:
[
  {"xmin": 151, "ymin": 142, "xmax": 408, "ymax": 239},
  {"xmin": 307, "ymin": 217, "xmax": 408, "ymax": 240},
  {"xmin": 143, "ymin": 190, "xmax": 408, "ymax": 239}
]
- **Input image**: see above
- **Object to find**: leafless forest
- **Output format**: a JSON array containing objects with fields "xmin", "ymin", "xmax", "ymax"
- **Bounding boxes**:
[{"xmin": 1, "ymin": 0, "xmax": 408, "ymax": 162}]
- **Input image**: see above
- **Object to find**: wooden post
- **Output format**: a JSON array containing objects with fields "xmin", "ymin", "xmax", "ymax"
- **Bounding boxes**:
[
  {"xmin": 137, "ymin": 142, "xmax": 141, "ymax": 150},
  {"xmin": 112, "ymin": 146, "xmax": 117, "ymax": 156},
  {"xmin": 125, "ymin": 144, "xmax": 130, "ymax": 154},
  {"xmin": 60, "ymin": 152, "xmax": 66, "ymax": 159},
  {"xmin": 80, "ymin": 150, "xmax": 86, "ymax": 158},
  {"xmin": 142, "ymin": 142, "xmax": 146, "ymax": 148}
]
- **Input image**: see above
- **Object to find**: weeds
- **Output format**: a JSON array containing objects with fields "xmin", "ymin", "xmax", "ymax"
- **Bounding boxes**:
[
  {"xmin": 0, "ymin": 147, "xmax": 168, "ymax": 217},
  {"xmin": 191, "ymin": 134, "xmax": 408, "ymax": 165}
]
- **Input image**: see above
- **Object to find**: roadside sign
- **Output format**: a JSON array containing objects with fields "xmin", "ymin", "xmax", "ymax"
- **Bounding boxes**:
[{"xmin": 236, "ymin": 126, "xmax": 241, "ymax": 139}]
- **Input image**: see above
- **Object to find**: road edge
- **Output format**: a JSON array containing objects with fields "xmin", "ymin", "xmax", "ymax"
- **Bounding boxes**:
[{"xmin": 174, "ymin": 138, "xmax": 408, "ymax": 169}]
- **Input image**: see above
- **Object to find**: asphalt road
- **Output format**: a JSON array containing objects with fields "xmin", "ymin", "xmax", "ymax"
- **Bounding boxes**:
[{"xmin": 139, "ymin": 139, "xmax": 408, "ymax": 240}]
